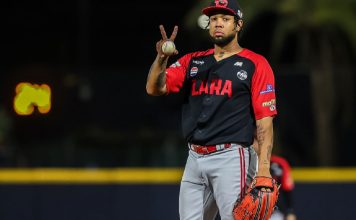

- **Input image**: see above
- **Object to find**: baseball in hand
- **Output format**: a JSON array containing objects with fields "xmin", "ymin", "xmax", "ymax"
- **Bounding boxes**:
[{"xmin": 161, "ymin": 40, "xmax": 176, "ymax": 56}]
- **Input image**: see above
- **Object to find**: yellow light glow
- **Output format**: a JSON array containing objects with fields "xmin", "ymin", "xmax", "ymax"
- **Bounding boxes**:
[{"xmin": 14, "ymin": 82, "xmax": 51, "ymax": 115}]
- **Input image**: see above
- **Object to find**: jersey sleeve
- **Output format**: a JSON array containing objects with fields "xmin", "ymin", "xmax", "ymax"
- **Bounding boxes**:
[
  {"xmin": 251, "ymin": 56, "xmax": 277, "ymax": 120},
  {"xmin": 165, "ymin": 54, "xmax": 191, "ymax": 94}
]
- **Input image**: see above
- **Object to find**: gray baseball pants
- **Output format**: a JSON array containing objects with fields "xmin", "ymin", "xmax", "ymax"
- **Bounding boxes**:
[{"xmin": 179, "ymin": 144, "xmax": 257, "ymax": 220}]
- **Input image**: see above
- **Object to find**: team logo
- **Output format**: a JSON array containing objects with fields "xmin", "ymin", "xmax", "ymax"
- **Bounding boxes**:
[
  {"xmin": 192, "ymin": 60, "xmax": 205, "ymax": 65},
  {"xmin": 262, "ymin": 99, "xmax": 276, "ymax": 112},
  {"xmin": 234, "ymin": 62, "xmax": 243, "ymax": 67},
  {"xmin": 191, "ymin": 79, "xmax": 232, "ymax": 97},
  {"xmin": 215, "ymin": 0, "xmax": 228, "ymax": 7},
  {"xmin": 190, "ymin": 67, "xmax": 199, "ymax": 77},
  {"xmin": 260, "ymin": 84, "xmax": 275, "ymax": 94},
  {"xmin": 236, "ymin": 70, "xmax": 247, "ymax": 80}
]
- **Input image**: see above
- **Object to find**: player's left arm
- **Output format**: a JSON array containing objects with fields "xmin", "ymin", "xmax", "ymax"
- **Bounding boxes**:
[
  {"xmin": 255, "ymin": 116, "xmax": 274, "ymax": 177},
  {"xmin": 250, "ymin": 55, "xmax": 277, "ymax": 178}
]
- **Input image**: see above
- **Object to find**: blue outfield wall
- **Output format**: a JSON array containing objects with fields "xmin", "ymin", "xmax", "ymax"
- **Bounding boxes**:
[
  {"xmin": 0, "ymin": 184, "xmax": 179, "ymax": 220},
  {"xmin": 0, "ymin": 168, "xmax": 355, "ymax": 220},
  {"xmin": 0, "ymin": 183, "xmax": 355, "ymax": 220}
]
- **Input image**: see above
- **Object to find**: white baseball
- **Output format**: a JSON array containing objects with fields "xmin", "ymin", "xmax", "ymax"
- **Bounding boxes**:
[
  {"xmin": 197, "ymin": 14, "xmax": 210, "ymax": 30},
  {"xmin": 161, "ymin": 40, "xmax": 176, "ymax": 56}
]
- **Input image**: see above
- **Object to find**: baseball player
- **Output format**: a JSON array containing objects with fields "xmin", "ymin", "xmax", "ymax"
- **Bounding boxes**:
[
  {"xmin": 270, "ymin": 155, "xmax": 297, "ymax": 220},
  {"xmin": 146, "ymin": 0, "xmax": 277, "ymax": 219}
]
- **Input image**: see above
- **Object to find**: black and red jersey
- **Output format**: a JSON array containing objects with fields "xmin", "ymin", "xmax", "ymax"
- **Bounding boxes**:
[{"xmin": 165, "ymin": 48, "xmax": 277, "ymax": 146}]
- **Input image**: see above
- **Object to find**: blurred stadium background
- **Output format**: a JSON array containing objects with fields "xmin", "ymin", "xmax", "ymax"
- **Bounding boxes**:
[{"xmin": 0, "ymin": 0, "xmax": 355, "ymax": 219}]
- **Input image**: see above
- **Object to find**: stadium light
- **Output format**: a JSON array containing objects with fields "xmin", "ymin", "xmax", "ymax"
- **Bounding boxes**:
[{"xmin": 13, "ymin": 82, "xmax": 51, "ymax": 116}]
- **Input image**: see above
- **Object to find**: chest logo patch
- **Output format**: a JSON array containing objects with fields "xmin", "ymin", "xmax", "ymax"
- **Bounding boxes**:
[
  {"xmin": 260, "ymin": 84, "xmax": 275, "ymax": 94},
  {"xmin": 234, "ymin": 61, "xmax": 243, "ymax": 67},
  {"xmin": 190, "ymin": 67, "xmax": 199, "ymax": 77},
  {"xmin": 237, "ymin": 70, "xmax": 247, "ymax": 80},
  {"xmin": 192, "ymin": 60, "xmax": 204, "ymax": 65}
]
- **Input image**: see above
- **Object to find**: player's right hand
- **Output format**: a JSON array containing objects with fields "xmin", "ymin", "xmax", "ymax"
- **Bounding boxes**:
[{"xmin": 156, "ymin": 25, "xmax": 179, "ymax": 58}]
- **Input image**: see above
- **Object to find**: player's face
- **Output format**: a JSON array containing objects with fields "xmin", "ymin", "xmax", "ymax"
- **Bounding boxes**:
[{"xmin": 208, "ymin": 14, "xmax": 238, "ymax": 47}]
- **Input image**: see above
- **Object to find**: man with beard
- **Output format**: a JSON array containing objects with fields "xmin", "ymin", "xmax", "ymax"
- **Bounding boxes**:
[{"xmin": 146, "ymin": 0, "xmax": 277, "ymax": 219}]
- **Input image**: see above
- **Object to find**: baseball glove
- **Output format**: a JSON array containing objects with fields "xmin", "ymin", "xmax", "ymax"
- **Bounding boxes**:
[{"xmin": 233, "ymin": 176, "xmax": 279, "ymax": 220}]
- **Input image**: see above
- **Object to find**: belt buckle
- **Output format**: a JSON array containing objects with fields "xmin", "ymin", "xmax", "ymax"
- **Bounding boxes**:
[
  {"xmin": 202, "ymin": 146, "xmax": 210, "ymax": 154},
  {"xmin": 190, "ymin": 143, "xmax": 227, "ymax": 155},
  {"xmin": 191, "ymin": 144, "xmax": 208, "ymax": 154},
  {"xmin": 190, "ymin": 144, "xmax": 199, "ymax": 153}
]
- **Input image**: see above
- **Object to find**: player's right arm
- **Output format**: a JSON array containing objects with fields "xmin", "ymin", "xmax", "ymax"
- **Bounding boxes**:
[
  {"xmin": 146, "ymin": 55, "xmax": 169, "ymax": 96},
  {"xmin": 146, "ymin": 25, "xmax": 178, "ymax": 96}
]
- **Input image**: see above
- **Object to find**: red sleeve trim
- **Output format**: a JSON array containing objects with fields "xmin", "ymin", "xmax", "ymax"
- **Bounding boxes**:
[
  {"xmin": 165, "ymin": 54, "xmax": 191, "ymax": 94},
  {"xmin": 239, "ymin": 49, "xmax": 277, "ymax": 120},
  {"xmin": 165, "ymin": 49, "xmax": 214, "ymax": 94}
]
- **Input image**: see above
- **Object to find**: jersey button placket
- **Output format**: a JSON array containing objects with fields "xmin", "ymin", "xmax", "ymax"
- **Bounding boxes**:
[
  {"xmin": 196, "ymin": 95, "xmax": 212, "ymax": 137},
  {"xmin": 197, "ymin": 129, "xmax": 203, "ymax": 133},
  {"xmin": 204, "ymin": 96, "xmax": 212, "ymax": 105}
]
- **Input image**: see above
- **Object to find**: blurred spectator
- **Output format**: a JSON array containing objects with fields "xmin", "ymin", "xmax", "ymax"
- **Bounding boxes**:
[{"xmin": 270, "ymin": 154, "xmax": 297, "ymax": 220}]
